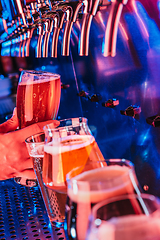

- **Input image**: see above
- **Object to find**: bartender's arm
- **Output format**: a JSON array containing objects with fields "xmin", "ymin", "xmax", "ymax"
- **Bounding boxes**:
[{"xmin": 0, "ymin": 108, "xmax": 59, "ymax": 180}]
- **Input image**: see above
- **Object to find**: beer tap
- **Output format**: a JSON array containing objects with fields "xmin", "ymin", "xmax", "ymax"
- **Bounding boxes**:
[
  {"xmin": 20, "ymin": 1, "xmax": 32, "ymax": 56},
  {"xmin": 61, "ymin": 1, "xmax": 83, "ymax": 56},
  {"xmin": 79, "ymin": 0, "xmax": 100, "ymax": 56},
  {"xmin": 42, "ymin": 17, "xmax": 53, "ymax": 57},
  {"xmin": 0, "ymin": 0, "xmax": 9, "ymax": 36},
  {"xmin": 37, "ymin": 0, "xmax": 52, "ymax": 15},
  {"xmin": 34, "ymin": 0, "xmax": 54, "ymax": 57},
  {"xmin": 0, "ymin": 0, "xmax": 18, "ymax": 54},
  {"xmin": 42, "ymin": 11, "xmax": 59, "ymax": 58},
  {"xmin": 24, "ymin": 26, "xmax": 35, "ymax": 56},
  {"xmin": 36, "ymin": 19, "xmax": 45, "ymax": 57},
  {"xmin": 20, "ymin": 28, "xmax": 27, "ymax": 56},
  {"xmin": 7, "ymin": 0, "xmax": 28, "ymax": 56},
  {"xmin": 23, "ymin": 1, "xmax": 40, "ymax": 57},
  {"xmin": 13, "ymin": 0, "xmax": 27, "ymax": 27},
  {"xmin": 103, "ymin": 0, "xmax": 128, "ymax": 57},
  {"xmin": 51, "ymin": 9, "xmax": 65, "ymax": 58}
]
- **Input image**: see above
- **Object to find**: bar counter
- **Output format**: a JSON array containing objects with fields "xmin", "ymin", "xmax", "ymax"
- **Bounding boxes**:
[{"xmin": 0, "ymin": 178, "xmax": 66, "ymax": 240}]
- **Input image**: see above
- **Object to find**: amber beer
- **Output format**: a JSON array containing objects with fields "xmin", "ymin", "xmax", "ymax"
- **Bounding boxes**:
[
  {"xmin": 16, "ymin": 72, "xmax": 61, "ymax": 129},
  {"xmin": 42, "ymin": 134, "xmax": 104, "ymax": 193}
]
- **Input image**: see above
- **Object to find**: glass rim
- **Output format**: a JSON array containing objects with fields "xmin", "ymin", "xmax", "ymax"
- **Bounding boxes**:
[
  {"xmin": 43, "ymin": 117, "xmax": 88, "ymax": 131},
  {"xmin": 21, "ymin": 70, "xmax": 61, "ymax": 79},
  {"xmin": 25, "ymin": 131, "xmax": 45, "ymax": 144},
  {"xmin": 91, "ymin": 193, "xmax": 160, "ymax": 218},
  {"xmin": 66, "ymin": 159, "xmax": 135, "ymax": 184}
]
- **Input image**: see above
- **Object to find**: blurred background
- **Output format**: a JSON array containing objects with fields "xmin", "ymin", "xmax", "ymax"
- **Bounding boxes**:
[{"xmin": 0, "ymin": 0, "xmax": 160, "ymax": 197}]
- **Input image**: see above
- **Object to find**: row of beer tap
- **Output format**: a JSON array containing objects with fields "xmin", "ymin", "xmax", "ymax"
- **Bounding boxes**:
[{"xmin": 0, "ymin": 0, "xmax": 128, "ymax": 58}]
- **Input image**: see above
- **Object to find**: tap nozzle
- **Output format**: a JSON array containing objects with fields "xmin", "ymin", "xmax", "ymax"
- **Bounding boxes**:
[
  {"xmin": 61, "ymin": 1, "xmax": 83, "ymax": 56},
  {"xmin": 42, "ymin": 17, "xmax": 54, "ymax": 57},
  {"xmin": 79, "ymin": 0, "xmax": 100, "ymax": 56},
  {"xmin": 36, "ymin": 19, "xmax": 45, "ymax": 57},
  {"xmin": 104, "ymin": 0, "xmax": 128, "ymax": 57},
  {"xmin": 25, "ymin": 26, "xmax": 35, "ymax": 56},
  {"xmin": 51, "ymin": 9, "xmax": 65, "ymax": 58}
]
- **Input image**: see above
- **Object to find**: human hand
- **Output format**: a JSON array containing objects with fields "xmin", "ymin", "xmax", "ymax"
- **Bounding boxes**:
[
  {"xmin": 0, "ymin": 108, "xmax": 19, "ymax": 133},
  {"xmin": 0, "ymin": 108, "xmax": 60, "ymax": 180}
]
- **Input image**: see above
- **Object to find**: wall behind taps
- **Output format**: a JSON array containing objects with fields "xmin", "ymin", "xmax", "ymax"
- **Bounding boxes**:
[
  {"xmin": 25, "ymin": 0, "xmax": 160, "ymax": 197},
  {"xmin": 1, "ymin": 0, "xmax": 160, "ymax": 196}
]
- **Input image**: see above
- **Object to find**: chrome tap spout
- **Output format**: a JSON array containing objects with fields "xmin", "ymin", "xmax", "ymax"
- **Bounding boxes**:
[
  {"xmin": 22, "ymin": 1, "xmax": 39, "ymax": 57},
  {"xmin": 21, "ymin": 29, "xmax": 27, "ymax": 57},
  {"xmin": 42, "ymin": 17, "xmax": 54, "ymax": 57},
  {"xmin": 51, "ymin": 10, "xmax": 65, "ymax": 58},
  {"xmin": 10, "ymin": 0, "xmax": 27, "ymax": 27},
  {"xmin": 62, "ymin": 1, "xmax": 83, "ymax": 56},
  {"xmin": 25, "ymin": 26, "xmax": 35, "ymax": 56},
  {"xmin": 79, "ymin": 0, "xmax": 100, "ymax": 56},
  {"xmin": 104, "ymin": 0, "xmax": 128, "ymax": 57},
  {"xmin": 36, "ymin": 20, "xmax": 45, "ymax": 58}
]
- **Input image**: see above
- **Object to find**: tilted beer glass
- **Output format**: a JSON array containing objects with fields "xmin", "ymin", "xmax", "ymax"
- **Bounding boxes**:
[
  {"xmin": 43, "ymin": 117, "xmax": 104, "ymax": 192},
  {"xmin": 86, "ymin": 193, "xmax": 160, "ymax": 240},
  {"xmin": 25, "ymin": 130, "xmax": 66, "ymax": 227},
  {"xmin": 17, "ymin": 70, "xmax": 61, "ymax": 128},
  {"xmin": 65, "ymin": 159, "xmax": 142, "ymax": 240},
  {"xmin": 15, "ymin": 70, "xmax": 61, "ymax": 186},
  {"xmin": 42, "ymin": 117, "xmax": 104, "ymax": 226}
]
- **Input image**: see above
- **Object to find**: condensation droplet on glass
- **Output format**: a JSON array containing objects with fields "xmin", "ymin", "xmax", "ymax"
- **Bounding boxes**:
[{"xmin": 33, "ymin": 93, "xmax": 36, "ymax": 98}]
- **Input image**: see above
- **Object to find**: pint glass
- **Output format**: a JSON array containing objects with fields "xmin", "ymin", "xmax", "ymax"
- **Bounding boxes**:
[
  {"xmin": 15, "ymin": 70, "xmax": 61, "ymax": 186},
  {"xmin": 86, "ymin": 194, "xmax": 160, "ymax": 240},
  {"xmin": 25, "ymin": 131, "xmax": 66, "ymax": 227},
  {"xmin": 65, "ymin": 159, "xmax": 142, "ymax": 240},
  {"xmin": 43, "ymin": 117, "xmax": 104, "ymax": 192},
  {"xmin": 42, "ymin": 117, "xmax": 104, "ymax": 226},
  {"xmin": 16, "ymin": 70, "xmax": 61, "ymax": 129}
]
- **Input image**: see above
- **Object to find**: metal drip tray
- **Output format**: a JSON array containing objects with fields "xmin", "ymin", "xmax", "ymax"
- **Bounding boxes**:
[{"xmin": 0, "ymin": 179, "xmax": 66, "ymax": 240}]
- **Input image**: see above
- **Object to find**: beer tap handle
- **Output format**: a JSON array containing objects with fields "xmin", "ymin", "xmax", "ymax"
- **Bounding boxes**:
[
  {"xmin": 62, "ymin": 1, "xmax": 83, "ymax": 56},
  {"xmin": 79, "ymin": 0, "xmax": 100, "ymax": 56},
  {"xmin": 104, "ymin": 0, "xmax": 128, "ymax": 57}
]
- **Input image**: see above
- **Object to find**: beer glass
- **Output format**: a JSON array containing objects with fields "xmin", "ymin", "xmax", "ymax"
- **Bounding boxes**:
[
  {"xmin": 86, "ymin": 193, "xmax": 160, "ymax": 240},
  {"xmin": 25, "ymin": 131, "xmax": 66, "ymax": 227},
  {"xmin": 42, "ymin": 117, "xmax": 104, "ymax": 225},
  {"xmin": 43, "ymin": 117, "xmax": 104, "ymax": 192},
  {"xmin": 15, "ymin": 70, "xmax": 61, "ymax": 186},
  {"xmin": 64, "ymin": 159, "xmax": 142, "ymax": 240}
]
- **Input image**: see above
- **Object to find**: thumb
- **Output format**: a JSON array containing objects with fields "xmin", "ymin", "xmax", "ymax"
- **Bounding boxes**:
[{"xmin": 0, "ymin": 108, "xmax": 19, "ymax": 133}]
